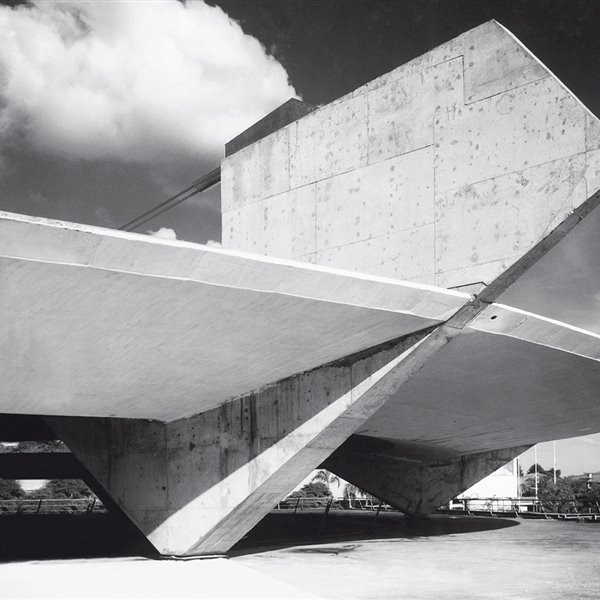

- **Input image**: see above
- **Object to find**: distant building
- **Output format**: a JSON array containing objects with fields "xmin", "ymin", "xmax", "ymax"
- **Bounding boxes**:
[{"xmin": 450, "ymin": 459, "xmax": 534, "ymax": 512}]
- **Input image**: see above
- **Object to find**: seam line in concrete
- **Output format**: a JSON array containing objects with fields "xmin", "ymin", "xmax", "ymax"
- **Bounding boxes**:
[
  {"xmin": 435, "ymin": 150, "xmax": 588, "ymax": 197},
  {"xmin": 315, "ymin": 221, "xmax": 435, "ymax": 256},
  {"xmin": 225, "ymin": 145, "xmax": 435, "ymax": 214},
  {"xmin": 463, "ymin": 73, "xmax": 551, "ymax": 106}
]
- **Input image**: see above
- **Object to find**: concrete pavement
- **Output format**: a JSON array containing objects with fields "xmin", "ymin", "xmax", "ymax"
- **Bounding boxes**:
[{"xmin": 235, "ymin": 514, "xmax": 600, "ymax": 599}]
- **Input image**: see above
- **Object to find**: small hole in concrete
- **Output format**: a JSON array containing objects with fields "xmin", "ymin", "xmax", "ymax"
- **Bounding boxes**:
[{"xmin": 490, "ymin": 315, "xmax": 497, "ymax": 320}]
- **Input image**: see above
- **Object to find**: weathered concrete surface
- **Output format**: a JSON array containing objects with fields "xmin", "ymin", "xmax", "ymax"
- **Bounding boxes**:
[
  {"xmin": 0, "ymin": 211, "xmax": 467, "ymax": 421},
  {"xmin": 359, "ymin": 329, "xmax": 600, "ymax": 454},
  {"xmin": 49, "ymin": 329, "xmax": 437, "ymax": 555},
  {"xmin": 6, "ymin": 20, "xmax": 600, "ymax": 560},
  {"xmin": 324, "ymin": 444, "xmax": 528, "ymax": 515},
  {"xmin": 45, "ymin": 193, "xmax": 600, "ymax": 555},
  {"xmin": 221, "ymin": 20, "xmax": 600, "ymax": 288},
  {"xmin": 225, "ymin": 98, "xmax": 316, "ymax": 156}
]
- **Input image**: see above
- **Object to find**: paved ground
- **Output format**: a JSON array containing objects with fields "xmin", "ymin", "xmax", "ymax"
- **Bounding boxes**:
[
  {"xmin": 1, "ymin": 511, "xmax": 599, "ymax": 598},
  {"xmin": 234, "ymin": 512, "xmax": 600, "ymax": 599},
  {"xmin": 1, "ymin": 556, "xmax": 319, "ymax": 599}
]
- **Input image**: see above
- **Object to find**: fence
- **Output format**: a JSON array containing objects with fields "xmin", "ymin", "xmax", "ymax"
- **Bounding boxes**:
[
  {"xmin": 275, "ymin": 496, "xmax": 600, "ymax": 521},
  {"xmin": 0, "ymin": 497, "xmax": 106, "ymax": 515},
  {"xmin": 275, "ymin": 496, "xmax": 395, "ymax": 512},
  {"xmin": 444, "ymin": 496, "xmax": 600, "ymax": 520}
]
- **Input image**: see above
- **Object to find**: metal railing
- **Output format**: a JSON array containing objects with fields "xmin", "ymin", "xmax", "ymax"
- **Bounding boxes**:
[
  {"xmin": 443, "ymin": 496, "xmax": 600, "ymax": 520},
  {"xmin": 0, "ymin": 498, "xmax": 106, "ymax": 515},
  {"xmin": 275, "ymin": 496, "xmax": 395, "ymax": 512}
]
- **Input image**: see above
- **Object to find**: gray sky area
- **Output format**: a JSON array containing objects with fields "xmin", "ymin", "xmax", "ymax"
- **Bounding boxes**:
[{"xmin": 0, "ymin": 0, "xmax": 599, "ymax": 474}]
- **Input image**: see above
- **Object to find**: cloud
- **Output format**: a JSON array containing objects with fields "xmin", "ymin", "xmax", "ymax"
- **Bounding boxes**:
[
  {"xmin": 0, "ymin": 0, "xmax": 296, "ymax": 169},
  {"xmin": 206, "ymin": 239, "xmax": 222, "ymax": 247},
  {"xmin": 146, "ymin": 226, "xmax": 178, "ymax": 240}
]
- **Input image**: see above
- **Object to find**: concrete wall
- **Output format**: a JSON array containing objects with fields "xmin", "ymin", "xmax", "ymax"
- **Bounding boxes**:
[
  {"xmin": 457, "ymin": 459, "xmax": 519, "ymax": 499},
  {"xmin": 221, "ymin": 21, "xmax": 600, "ymax": 289}
]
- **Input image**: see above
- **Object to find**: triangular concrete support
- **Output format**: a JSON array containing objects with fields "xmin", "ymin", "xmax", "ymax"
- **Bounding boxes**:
[
  {"xmin": 324, "ymin": 442, "xmax": 529, "ymax": 516},
  {"xmin": 48, "ymin": 328, "xmax": 437, "ymax": 556}
]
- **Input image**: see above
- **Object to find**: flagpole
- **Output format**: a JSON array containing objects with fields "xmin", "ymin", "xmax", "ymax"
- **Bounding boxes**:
[
  {"xmin": 534, "ymin": 445, "xmax": 538, "ymax": 501},
  {"xmin": 553, "ymin": 440, "xmax": 557, "ymax": 485}
]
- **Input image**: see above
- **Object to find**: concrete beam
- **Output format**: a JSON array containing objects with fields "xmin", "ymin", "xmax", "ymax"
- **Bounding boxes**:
[
  {"xmin": 0, "ymin": 210, "xmax": 466, "ymax": 421},
  {"xmin": 0, "ymin": 452, "xmax": 83, "ymax": 480},
  {"xmin": 225, "ymin": 98, "xmax": 316, "ymax": 156},
  {"xmin": 323, "ymin": 442, "xmax": 529, "ymax": 515},
  {"xmin": 0, "ymin": 414, "xmax": 57, "ymax": 442}
]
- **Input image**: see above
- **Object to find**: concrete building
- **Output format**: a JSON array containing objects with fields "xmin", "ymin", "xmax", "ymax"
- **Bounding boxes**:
[
  {"xmin": 458, "ymin": 460, "xmax": 519, "ymax": 500},
  {"xmin": 2, "ymin": 21, "xmax": 600, "ymax": 556},
  {"xmin": 451, "ymin": 459, "xmax": 523, "ymax": 513}
]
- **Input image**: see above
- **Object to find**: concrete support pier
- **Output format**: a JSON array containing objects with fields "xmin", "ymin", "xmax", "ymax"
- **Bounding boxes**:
[
  {"xmin": 49, "ymin": 331, "xmax": 433, "ymax": 555},
  {"xmin": 324, "ymin": 443, "xmax": 529, "ymax": 516}
]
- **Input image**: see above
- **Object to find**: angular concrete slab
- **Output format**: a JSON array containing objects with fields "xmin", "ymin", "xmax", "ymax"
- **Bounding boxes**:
[
  {"xmin": 0, "ymin": 211, "xmax": 468, "ymax": 421},
  {"xmin": 222, "ymin": 20, "xmax": 600, "ymax": 291},
  {"xmin": 324, "ymin": 444, "xmax": 528, "ymax": 516},
  {"xmin": 358, "ymin": 328, "xmax": 600, "ymax": 454}
]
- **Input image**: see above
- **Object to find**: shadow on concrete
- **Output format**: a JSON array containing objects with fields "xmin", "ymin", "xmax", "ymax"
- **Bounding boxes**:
[
  {"xmin": 0, "ymin": 513, "xmax": 158, "ymax": 563},
  {"xmin": 229, "ymin": 510, "xmax": 520, "ymax": 556},
  {"xmin": 0, "ymin": 509, "xmax": 521, "ymax": 562}
]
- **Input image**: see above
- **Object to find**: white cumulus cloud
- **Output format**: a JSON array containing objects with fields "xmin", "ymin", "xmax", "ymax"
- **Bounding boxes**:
[
  {"xmin": 0, "ymin": 0, "xmax": 296, "ymax": 168},
  {"xmin": 147, "ymin": 226, "xmax": 178, "ymax": 240}
]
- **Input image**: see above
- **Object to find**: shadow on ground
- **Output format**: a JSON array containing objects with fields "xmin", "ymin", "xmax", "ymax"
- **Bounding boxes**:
[
  {"xmin": 0, "ymin": 510, "xmax": 519, "ymax": 562},
  {"xmin": 0, "ymin": 513, "xmax": 157, "ymax": 562},
  {"xmin": 229, "ymin": 510, "xmax": 520, "ymax": 556}
]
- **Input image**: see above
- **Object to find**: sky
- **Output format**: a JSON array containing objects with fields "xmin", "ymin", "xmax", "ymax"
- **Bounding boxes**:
[{"xmin": 1, "ymin": 0, "xmax": 600, "ymax": 475}]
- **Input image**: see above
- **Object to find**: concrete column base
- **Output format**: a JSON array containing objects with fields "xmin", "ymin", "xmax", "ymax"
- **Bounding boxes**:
[
  {"xmin": 47, "ymin": 329, "xmax": 431, "ymax": 556},
  {"xmin": 324, "ymin": 442, "xmax": 529, "ymax": 515}
]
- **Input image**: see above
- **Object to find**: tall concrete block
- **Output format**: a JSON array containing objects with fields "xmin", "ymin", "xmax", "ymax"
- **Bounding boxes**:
[
  {"xmin": 316, "ymin": 223, "xmax": 435, "ymax": 282},
  {"xmin": 433, "ymin": 77, "xmax": 585, "ymax": 193},
  {"xmin": 221, "ymin": 20, "xmax": 600, "ymax": 289},
  {"xmin": 366, "ymin": 57, "xmax": 463, "ymax": 163},
  {"xmin": 289, "ymin": 93, "xmax": 369, "ymax": 188},
  {"xmin": 462, "ymin": 21, "xmax": 548, "ymax": 102},
  {"xmin": 315, "ymin": 148, "xmax": 434, "ymax": 252},
  {"xmin": 221, "ymin": 126, "xmax": 290, "ymax": 211},
  {"xmin": 434, "ymin": 155, "xmax": 588, "ymax": 287},
  {"xmin": 324, "ymin": 442, "xmax": 529, "ymax": 515}
]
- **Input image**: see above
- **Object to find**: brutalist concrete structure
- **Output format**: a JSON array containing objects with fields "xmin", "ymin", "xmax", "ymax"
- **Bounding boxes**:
[{"xmin": 2, "ymin": 21, "xmax": 600, "ymax": 556}]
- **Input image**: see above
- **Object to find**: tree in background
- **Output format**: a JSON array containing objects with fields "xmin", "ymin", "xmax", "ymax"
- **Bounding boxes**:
[
  {"xmin": 0, "ymin": 441, "xmax": 66, "ymax": 454},
  {"xmin": 284, "ymin": 481, "xmax": 332, "ymax": 508},
  {"xmin": 522, "ymin": 464, "xmax": 600, "ymax": 512},
  {"xmin": 27, "ymin": 479, "xmax": 95, "ymax": 500},
  {"xmin": 343, "ymin": 483, "xmax": 359, "ymax": 508},
  {"xmin": 0, "ymin": 479, "xmax": 24, "ymax": 500},
  {"xmin": 292, "ymin": 481, "xmax": 332, "ymax": 498},
  {"xmin": 311, "ymin": 469, "xmax": 340, "ymax": 491},
  {"xmin": 536, "ymin": 477, "xmax": 576, "ymax": 512},
  {"xmin": 527, "ymin": 463, "xmax": 546, "ymax": 475},
  {"xmin": 569, "ymin": 476, "xmax": 600, "ymax": 511}
]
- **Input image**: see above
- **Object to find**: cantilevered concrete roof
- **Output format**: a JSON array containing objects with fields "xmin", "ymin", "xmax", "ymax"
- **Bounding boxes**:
[
  {"xmin": 359, "ymin": 321, "xmax": 600, "ymax": 456},
  {"xmin": 358, "ymin": 200, "xmax": 600, "ymax": 455},
  {"xmin": 3, "ymin": 204, "xmax": 600, "ymax": 459},
  {"xmin": 0, "ymin": 211, "xmax": 468, "ymax": 421}
]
